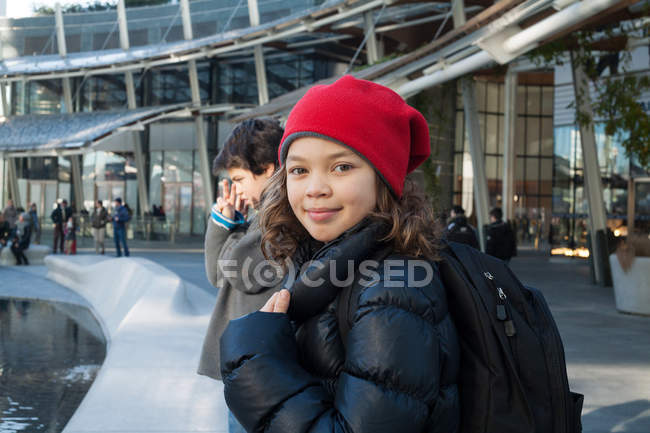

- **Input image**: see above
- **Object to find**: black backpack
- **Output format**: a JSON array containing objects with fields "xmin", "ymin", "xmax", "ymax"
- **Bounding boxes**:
[
  {"xmin": 338, "ymin": 241, "xmax": 583, "ymax": 433},
  {"xmin": 439, "ymin": 242, "xmax": 583, "ymax": 433}
]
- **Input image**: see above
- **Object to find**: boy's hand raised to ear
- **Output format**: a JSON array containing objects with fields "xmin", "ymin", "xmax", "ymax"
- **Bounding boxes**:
[
  {"xmin": 260, "ymin": 289, "xmax": 290, "ymax": 314},
  {"xmin": 216, "ymin": 179, "xmax": 247, "ymax": 221}
]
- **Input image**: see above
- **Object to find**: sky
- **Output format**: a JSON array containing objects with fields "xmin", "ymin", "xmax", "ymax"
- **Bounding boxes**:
[{"xmin": 6, "ymin": 0, "xmax": 101, "ymax": 18}]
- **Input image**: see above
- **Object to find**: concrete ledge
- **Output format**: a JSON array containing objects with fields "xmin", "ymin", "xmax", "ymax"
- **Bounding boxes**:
[
  {"xmin": 610, "ymin": 254, "xmax": 650, "ymax": 316},
  {"xmin": 44, "ymin": 255, "xmax": 227, "ymax": 433},
  {"xmin": 0, "ymin": 244, "xmax": 51, "ymax": 266}
]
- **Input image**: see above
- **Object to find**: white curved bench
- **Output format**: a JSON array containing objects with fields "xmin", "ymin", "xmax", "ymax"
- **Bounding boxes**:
[
  {"xmin": 0, "ymin": 243, "xmax": 51, "ymax": 266},
  {"xmin": 44, "ymin": 255, "xmax": 227, "ymax": 433}
]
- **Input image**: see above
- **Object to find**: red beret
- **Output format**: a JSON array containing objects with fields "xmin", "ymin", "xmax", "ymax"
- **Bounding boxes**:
[{"xmin": 279, "ymin": 75, "xmax": 430, "ymax": 198}]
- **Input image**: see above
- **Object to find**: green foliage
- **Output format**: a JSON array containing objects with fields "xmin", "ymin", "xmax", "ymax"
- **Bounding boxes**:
[
  {"xmin": 527, "ymin": 22, "xmax": 650, "ymax": 170},
  {"xmin": 33, "ymin": 0, "xmax": 171, "ymax": 15},
  {"xmin": 595, "ymin": 75, "xmax": 650, "ymax": 168},
  {"xmin": 410, "ymin": 90, "xmax": 449, "ymax": 204}
]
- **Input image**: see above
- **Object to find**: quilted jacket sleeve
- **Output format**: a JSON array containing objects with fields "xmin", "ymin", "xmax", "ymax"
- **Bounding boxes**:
[{"xmin": 220, "ymin": 274, "xmax": 455, "ymax": 433}]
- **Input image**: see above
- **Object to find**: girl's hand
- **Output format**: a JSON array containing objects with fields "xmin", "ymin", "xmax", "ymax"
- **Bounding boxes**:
[{"xmin": 260, "ymin": 289, "xmax": 291, "ymax": 314}]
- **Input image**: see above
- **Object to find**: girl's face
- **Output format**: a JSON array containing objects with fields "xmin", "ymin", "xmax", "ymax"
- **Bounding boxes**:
[
  {"xmin": 286, "ymin": 136, "xmax": 378, "ymax": 243},
  {"xmin": 227, "ymin": 164, "xmax": 275, "ymax": 209}
]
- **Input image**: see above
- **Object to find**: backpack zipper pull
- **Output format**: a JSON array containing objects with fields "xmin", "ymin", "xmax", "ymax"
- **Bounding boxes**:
[
  {"xmin": 497, "ymin": 287, "xmax": 517, "ymax": 336},
  {"xmin": 496, "ymin": 286, "xmax": 507, "ymax": 321}
]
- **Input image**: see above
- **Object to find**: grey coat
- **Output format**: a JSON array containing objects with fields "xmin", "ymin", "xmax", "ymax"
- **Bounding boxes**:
[{"xmin": 198, "ymin": 214, "xmax": 284, "ymax": 380}]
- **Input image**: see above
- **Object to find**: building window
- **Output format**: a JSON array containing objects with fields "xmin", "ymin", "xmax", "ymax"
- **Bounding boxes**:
[{"xmin": 454, "ymin": 79, "xmax": 554, "ymax": 247}]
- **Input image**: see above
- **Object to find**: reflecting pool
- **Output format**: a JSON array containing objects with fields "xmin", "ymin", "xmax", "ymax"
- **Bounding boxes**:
[{"xmin": 0, "ymin": 298, "xmax": 106, "ymax": 433}]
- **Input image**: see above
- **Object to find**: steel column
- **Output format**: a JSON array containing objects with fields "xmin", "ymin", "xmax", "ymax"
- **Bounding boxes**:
[
  {"xmin": 0, "ymin": 153, "xmax": 5, "ymax": 208},
  {"xmin": 56, "ymin": 3, "xmax": 84, "ymax": 208},
  {"xmin": 118, "ymin": 0, "xmax": 150, "ymax": 220},
  {"xmin": 363, "ymin": 11, "xmax": 379, "ymax": 65},
  {"xmin": 571, "ymin": 51, "xmax": 611, "ymax": 286},
  {"xmin": 248, "ymin": 0, "xmax": 269, "ymax": 105},
  {"xmin": 7, "ymin": 157, "xmax": 20, "ymax": 207},
  {"xmin": 453, "ymin": 0, "xmax": 489, "ymax": 251},
  {"xmin": 502, "ymin": 66, "xmax": 517, "ymax": 223},
  {"xmin": 0, "ymin": 84, "xmax": 8, "ymax": 116},
  {"xmin": 180, "ymin": 0, "xmax": 214, "ymax": 212}
]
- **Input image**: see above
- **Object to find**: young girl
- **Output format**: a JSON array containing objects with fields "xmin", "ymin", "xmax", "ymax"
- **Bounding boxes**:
[{"xmin": 219, "ymin": 76, "xmax": 460, "ymax": 432}]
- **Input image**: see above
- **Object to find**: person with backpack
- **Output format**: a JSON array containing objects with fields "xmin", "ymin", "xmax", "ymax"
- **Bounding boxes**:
[
  {"xmin": 485, "ymin": 207, "xmax": 517, "ymax": 263},
  {"xmin": 444, "ymin": 205, "xmax": 479, "ymax": 249},
  {"xmin": 197, "ymin": 118, "xmax": 285, "ymax": 433},
  {"xmin": 112, "ymin": 198, "xmax": 130, "ymax": 257},
  {"xmin": 218, "ymin": 76, "xmax": 460, "ymax": 432}
]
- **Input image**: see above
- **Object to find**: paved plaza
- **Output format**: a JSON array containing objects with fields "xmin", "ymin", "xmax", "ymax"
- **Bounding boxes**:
[{"xmin": 1, "ymin": 241, "xmax": 649, "ymax": 433}]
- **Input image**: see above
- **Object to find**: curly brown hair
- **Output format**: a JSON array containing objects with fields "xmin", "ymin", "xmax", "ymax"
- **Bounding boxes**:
[{"xmin": 259, "ymin": 168, "xmax": 442, "ymax": 266}]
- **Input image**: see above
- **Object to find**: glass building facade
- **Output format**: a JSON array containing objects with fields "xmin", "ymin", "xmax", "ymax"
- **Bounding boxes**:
[
  {"xmin": 5, "ymin": 50, "xmax": 340, "ymax": 238},
  {"xmin": 454, "ymin": 78, "xmax": 554, "ymax": 248},
  {"xmin": 552, "ymin": 123, "xmax": 650, "ymax": 250}
]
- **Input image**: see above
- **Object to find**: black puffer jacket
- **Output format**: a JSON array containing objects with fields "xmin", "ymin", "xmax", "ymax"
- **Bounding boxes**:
[{"xmin": 220, "ymin": 223, "xmax": 460, "ymax": 433}]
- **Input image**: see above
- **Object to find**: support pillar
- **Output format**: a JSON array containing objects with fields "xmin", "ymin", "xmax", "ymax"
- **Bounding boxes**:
[
  {"xmin": 118, "ymin": 0, "xmax": 150, "ymax": 220},
  {"xmin": 0, "ymin": 153, "xmax": 5, "ymax": 208},
  {"xmin": 70, "ymin": 156, "xmax": 85, "ymax": 209},
  {"xmin": 453, "ymin": 0, "xmax": 489, "ymax": 251},
  {"xmin": 180, "ymin": 0, "xmax": 214, "ymax": 212},
  {"xmin": 462, "ymin": 79, "xmax": 490, "ymax": 251},
  {"xmin": 363, "ymin": 11, "xmax": 379, "ymax": 65},
  {"xmin": 0, "ymin": 84, "xmax": 8, "ymax": 116},
  {"xmin": 7, "ymin": 157, "xmax": 21, "ymax": 207},
  {"xmin": 502, "ymin": 67, "xmax": 517, "ymax": 223},
  {"xmin": 571, "ymin": 51, "xmax": 611, "ymax": 286},
  {"xmin": 56, "ymin": 3, "xmax": 84, "ymax": 210},
  {"xmin": 55, "ymin": 4, "xmax": 73, "ymax": 114},
  {"xmin": 247, "ymin": 0, "xmax": 269, "ymax": 105}
]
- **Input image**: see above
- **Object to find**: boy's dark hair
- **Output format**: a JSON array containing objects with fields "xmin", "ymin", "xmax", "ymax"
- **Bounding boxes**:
[
  {"xmin": 213, "ymin": 118, "xmax": 283, "ymax": 176},
  {"xmin": 490, "ymin": 207, "xmax": 503, "ymax": 220}
]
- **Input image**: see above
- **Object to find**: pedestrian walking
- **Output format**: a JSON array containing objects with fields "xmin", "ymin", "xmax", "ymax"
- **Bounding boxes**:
[
  {"xmin": 11, "ymin": 213, "xmax": 32, "ymax": 265},
  {"xmin": 28, "ymin": 203, "xmax": 40, "ymax": 244},
  {"xmin": 91, "ymin": 200, "xmax": 109, "ymax": 254},
  {"xmin": 64, "ymin": 216, "xmax": 76, "ymax": 255},
  {"xmin": 444, "ymin": 204, "xmax": 479, "ymax": 249},
  {"xmin": 219, "ymin": 76, "xmax": 459, "ymax": 432},
  {"xmin": 197, "ymin": 118, "xmax": 284, "ymax": 433},
  {"xmin": 486, "ymin": 207, "xmax": 517, "ymax": 263},
  {"xmin": 2, "ymin": 199, "xmax": 17, "ymax": 229},
  {"xmin": 112, "ymin": 198, "xmax": 130, "ymax": 257},
  {"xmin": 51, "ymin": 201, "xmax": 64, "ymax": 253}
]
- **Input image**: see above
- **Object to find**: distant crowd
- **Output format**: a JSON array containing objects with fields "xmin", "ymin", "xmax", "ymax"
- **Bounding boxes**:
[{"xmin": 0, "ymin": 197, "xmax": 133, "ymax": 265}]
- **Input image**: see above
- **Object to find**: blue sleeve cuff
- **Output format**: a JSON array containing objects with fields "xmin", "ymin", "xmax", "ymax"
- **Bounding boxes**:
[{"xmin": 211, "ymin": 205, "xmax": 246, "ymax": 230}]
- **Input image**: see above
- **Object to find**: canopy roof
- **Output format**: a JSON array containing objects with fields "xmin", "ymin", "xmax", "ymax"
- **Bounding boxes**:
[{"xmin": 0, "ymin": 104, "xmax": 188, "ymax": 153}]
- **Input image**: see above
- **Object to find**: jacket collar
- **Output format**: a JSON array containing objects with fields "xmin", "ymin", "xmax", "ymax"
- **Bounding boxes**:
[{"xmin": 287, "ymin": 220, "xmax": 389, "ymax": 324}]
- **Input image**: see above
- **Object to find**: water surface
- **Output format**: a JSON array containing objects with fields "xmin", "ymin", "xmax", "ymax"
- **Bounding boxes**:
[{"xmin": 0, "ymin": 298, "xmax": 106, "ymax": 433}]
